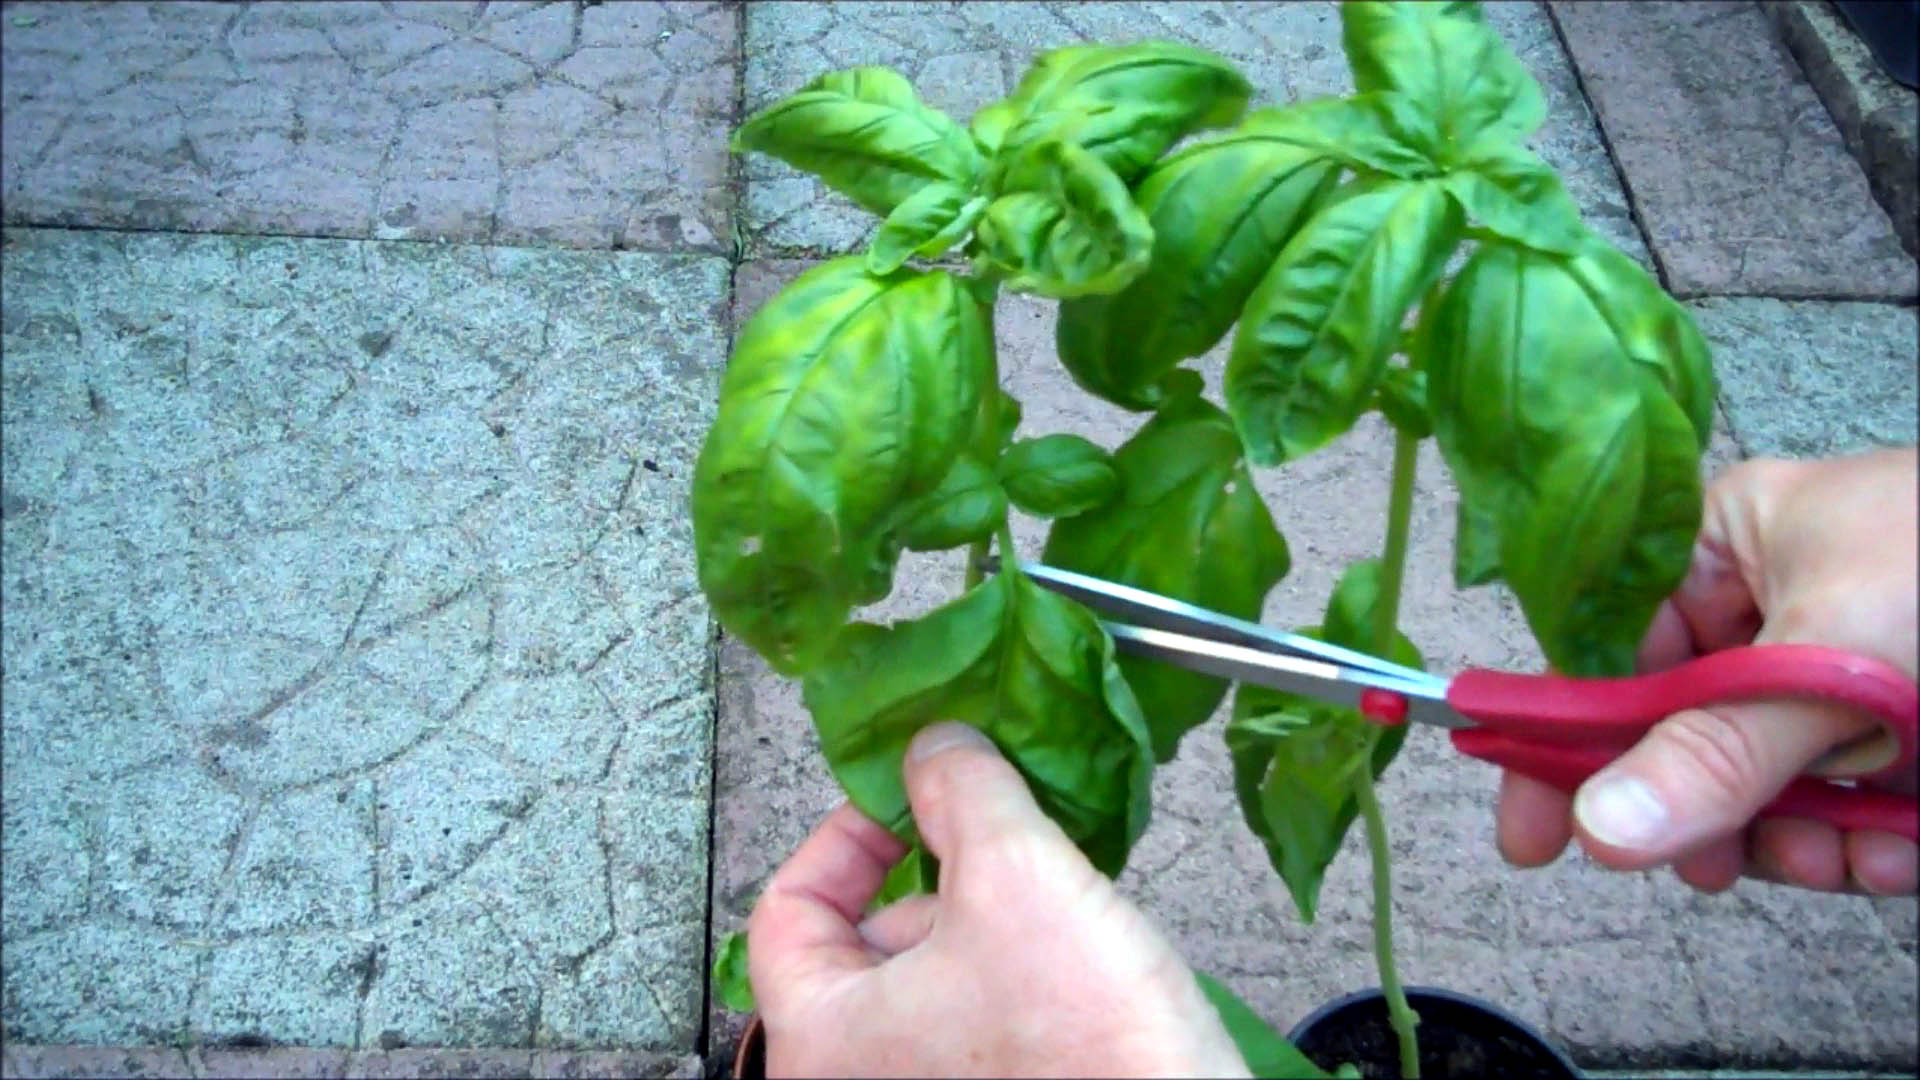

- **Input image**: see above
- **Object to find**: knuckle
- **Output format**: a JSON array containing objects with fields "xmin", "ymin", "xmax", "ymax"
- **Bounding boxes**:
[{"xmin": 1655, "ymin": 708, "xmax": 1769, "ymax": 809}]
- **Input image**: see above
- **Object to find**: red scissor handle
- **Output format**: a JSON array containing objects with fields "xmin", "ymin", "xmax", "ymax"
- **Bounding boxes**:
[{"xmin": 1444, "ymin": 643, "xmax": 1919, "ymax": 840}]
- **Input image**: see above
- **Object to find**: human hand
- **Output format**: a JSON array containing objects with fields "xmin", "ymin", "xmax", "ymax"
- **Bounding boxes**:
[
  {"xmin": 747, "ymin": 722, "xmax": 1248, "ymax": 1078},
  {"xmin": 1498, "ymin": 447, "xmax": 1919, "ymax": 895}
]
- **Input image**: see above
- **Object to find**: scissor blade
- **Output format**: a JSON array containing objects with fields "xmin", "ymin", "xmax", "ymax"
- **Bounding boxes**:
[
  {"xmin": 1104, "ymin": 624, "xmax": 1466, "ymax": 728},
  {"xmin": 987, "ymin": 558, "xmax": 1434, "ymax": 685}
]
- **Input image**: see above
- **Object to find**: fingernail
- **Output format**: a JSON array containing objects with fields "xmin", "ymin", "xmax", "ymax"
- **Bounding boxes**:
[
  {"xmin": 1575, "ymin": 773, "xmax": 1672, "ymax": 851},
  {"xmin": 908, "ymin": 722, "xmax": 990, "ymax": 763}
]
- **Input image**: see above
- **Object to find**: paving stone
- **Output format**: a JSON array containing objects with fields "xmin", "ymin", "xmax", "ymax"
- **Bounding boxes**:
[
  {"xmin": 0, "ymin": 229, "xmax": 725, "ymax": 1050},
  {"xmin": 1550, "ymin": 1, "xmax": 1916, "ymax": 300},
  {"xmin": 192, "ymin": 1047, "xmax": 352, "ymax": 1079},
  {"xmin": 0, "ymin": 2, "xmax": 737, "ymax": 251},
  {"xmin": 710, "ymin": 258, "xmax": 1917, "ymax": 1070},
  {"xmin": 1688, "ymin": 297, "xmax": 1919, "ymax": 459},
  {"xmin": 0, "ymin": 1047, "xmax": 195, "ymax": 1080},
  {"xmin": 740, "ymin": 1, "xmax": 1647, "ymax": 266}
]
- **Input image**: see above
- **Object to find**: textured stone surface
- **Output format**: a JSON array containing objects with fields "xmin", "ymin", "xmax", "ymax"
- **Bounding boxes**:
[
  {"xmin": 1689, "ymin": 297, "xmax": 1919, "ymax": 460},
  {"xmin": 739, "ymin": 0, "xmax": 1649, "ymax": 267},
  {"xmin": 0, "ymin": 2, "xmax": 737, "ymax": 251},
  {"xmin": 1550, "ymin": 1, "xmax": 1916, "ymax": 300},
  {"xmin": 1767, "ymin": 0, "xmax": 1920, "ymax": 256},
  {"xmin": 708, "ymin": 261, "xmax": 1914, "ymax": 1070},
  {"xmin": 0, "ymin": 228, "xmax": 724, "ymax": 1049}
]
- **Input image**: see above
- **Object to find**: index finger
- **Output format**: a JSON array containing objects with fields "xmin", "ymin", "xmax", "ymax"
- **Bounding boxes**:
[{"xmin": 746, "ymin": 803, "xmax": 908, "ymax": 1016}]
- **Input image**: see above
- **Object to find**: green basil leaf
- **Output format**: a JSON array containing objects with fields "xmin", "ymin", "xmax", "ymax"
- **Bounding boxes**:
[
  {"xmin": 693, "ymin": 258, "xmax": 992, "ymax": 674},
  {"xmin": 1044, "ymin": 392, "xmax": 1290, "ymax": 761},
  {"xmin": 869, "ymin": 847, "xmax": 937, "ymax": 910},
  {"xmin": 1237, "ymin": 94, "xmax": 1443, "ymax": 179},
  {"xmin": 895, "ymin": 457, "xmax": 1008, "ymax": 551},
  {"xmin": 712, "ymin": 931, "xmax": 754, "ymax": 1013},
  {"xmin": 975, "ymin": 41, "xmax": 1251, "ymax": 182},
  {"xmin": 1195, "ymin": 972, "xmax": 1337, "ymax": 1080},
  {"xmin": 736, "ymin": 66, "xmax": 983, "ymax": 216},
  {"xmin": 1054, "ymin": 118, "xmax": 1344, "ymax": 410},
  {"xmin": 1225, "ymin": 177, "xmax": 1463, "ymax": 466},
  {"xmin": 1374, "ymin": 365, "xmax": 1431, "ymax": 439},
  {"xmin": 1560, "ymin": 238, "xmax": 1718, "ymax": 450},
  {"xmin": 997, "ymin": 434, "xmax": 1119, "ymax": 518},
  {"xmin": 1426, "ymin": 242, "xmax": 1706, "ymax": 675},
  {"xmin": 1444, "ymin": 142, "xmax": 1585, "ymax": 255},
  {"xmin": 867, "ymin": 183, "xmax": 988, "ymax": 274},
  {"xmin": 801, "ymin": 570, "xmax": 1154, "ymax": 876},
  {"xmin": 975, "ymin": 140, "xmax": 1155, "ymax": 299},
  {"xmin": 975, "ymin": 387, "xmax": 1024, "ymax": 461},
  {"xmin": 1453, "ymin": 496, "xmax": 1504, "ymax": 587},
  {"xmin": 1340, "ymin": 2, "xmax": 1543, "ymax": 164},
  {"xmin": 1227, "ymin": 559, "xmax": 1422, "ymax": 921}
]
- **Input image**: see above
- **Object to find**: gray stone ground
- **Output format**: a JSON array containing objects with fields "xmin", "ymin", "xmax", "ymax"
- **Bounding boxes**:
[{"xmin": 2, "ymin": 0, "xmax": 1917, "ymax": 1077}]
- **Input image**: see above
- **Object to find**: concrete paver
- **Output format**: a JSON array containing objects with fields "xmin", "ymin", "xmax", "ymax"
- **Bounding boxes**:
[
  {"xmin": 709, "ymin": 262, "xmax": 1916, "ymax": 1070},
  {"xmin": 0, "ymin": 1, "xmax": 736, "ymax": 251},
  {"xmin": 1549, "ymin": 1, "xmax": 1916, "ymax": 300},
  {"xmin": 1, "ymin": 228, "xmax": 724, "ymax": 1051},
  {"xmin": 741, "ymin": 0, "xmax": 1650, "ymax": 266}
]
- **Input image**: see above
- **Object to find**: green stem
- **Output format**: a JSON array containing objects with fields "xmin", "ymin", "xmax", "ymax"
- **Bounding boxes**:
[
  {"xmin": 1361, "ymin": 425, "xmax": 1423, "ymax": 1079},
  {"xmin": 964, "ymin": 538, "xmax": 990, "ymax": 589}
]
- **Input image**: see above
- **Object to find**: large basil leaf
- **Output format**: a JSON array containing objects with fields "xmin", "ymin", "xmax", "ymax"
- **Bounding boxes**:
[
  {"xmin": 1225, "ymin": 177, "xmax": 1463, "ymax": 466},
  {"xmin": 736, "ymin": 66, "xmax": 983, "ymax": 216},
  {"xmin": 1195, "ymin": 972, "xmax": 1339, "ymax": 1080},
  {"xmin": 1444, "ymin": 141, "xmax": 1585, "ymax": 255},
  {"xmin": 1226, "ymin": 560, "xmax": 1422, "ymax": 922},
  {"xmin": 997, "ymin": 434, "xmax": 1119, "ymax": 518},
  {"xmin": 1044, "ymin": 390, "xmax": 1289, "ymax": 761},
  {"xmin": 1425, "ymin": 242, "xmax": 1706, "ymax": 675},
  {"xmin": 1339, "ymin": 1, "xmax": 1543, "ymax": 164},
  {"xmin": 1561, "ymin": 238, "xmax": 1718, "ymax": 449},
  {"xmin": 895, "ymin": 457, "xmax": 1007, "ymax": 551},
  {"xmin": 972, "ymin": 41, "xmax": 1251, "ymax": 182},
  {"xmin": 1233, "ymin": 95, "xmax": 1443, "ymax": 179},
  {"xmin": 1054, "ymin": 119, "xmax": 1343, "ymax": 410},
  {"xmin": 800, "ymin": 569, "xmax": 1154, "ymax": 877},
  {"xmin": 693, "ymin": 259, "xmax": 992, "ymax": 674},
  {"xmin": 867, "ymin": 182, "xmax": 989, "ymax": 274},
  {"xmin": 975, "ymin": 139, "xmax": 1155, "ymax": 299}
]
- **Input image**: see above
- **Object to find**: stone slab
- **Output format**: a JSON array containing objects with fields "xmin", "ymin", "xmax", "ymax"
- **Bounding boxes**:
[
  {"xmin": 0, "ymin": 1045, "xmax": 703, "ymax": 1079},
  {"xmin": 0, "ymin": 228, "xmax": 726, "ymax": 1050},
  {"xmin": 1767, "ymin": 0, "xmax": 1920, "ymax": 257},
  {"xmin": 739, "ymin": 0, "xmax": 1650, "ymax": 268},
  {"xmin": 1688, "ymin": 297, "xmax": 1919, "ymax": 460},
  {"xmin": 0, "ymin": 2, "xmax": 736, "ymax": 252},
  {"xmin": 1550, "ymin": 1, "xmax": 1916, "ymax": 300},
  {"xmin": 709, "ymin": 257, "xmax": 1917, "ymax": 1070}
]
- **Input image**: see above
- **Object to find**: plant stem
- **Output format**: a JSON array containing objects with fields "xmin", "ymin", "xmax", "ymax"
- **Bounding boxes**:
[
  {"xmin": 964, "ymin": 538, "xmax": 989, "ymax": 589},
  {"xmin": 1360, "ymin": 425, "xmax": 1423, "ymax": 1079}
]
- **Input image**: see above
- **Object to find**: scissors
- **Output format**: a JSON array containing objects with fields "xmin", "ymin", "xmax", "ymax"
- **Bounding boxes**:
[{"xmin": 995, "ymin": 560, "xmax": 1920, "ymax": 842}]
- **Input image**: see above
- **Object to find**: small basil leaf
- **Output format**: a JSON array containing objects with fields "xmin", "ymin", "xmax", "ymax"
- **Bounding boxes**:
[
  {"xmin": 801, "ymin": 571, "xmax": 1154, "ymax": 876},
  {"xmin": 975, "ymin": 387, "xmax": 1024, "ymax": 462},
  {"xmin": 1426, "ymin": 242, "xmax": 1707, "ymax": 675},
  {"xmin": 977, "ymin": 41, "xmax": 1251, "ymax": 182},
  {"xmin": 895, "ymin": 457, "xmax": 1008, "ymax": 551},
  {"xmin": 1444, "ymin": 142, "xmax": 1586, "ymax": 255},
  {"xmin": 1225, "ymin": 177, "xmax": 1464, "ymax": 466},
  {"xmin": 735, "ymin": 66, "xmax": 983, "ymax": 216},
  {"xmin": 975, "ymin": 139, "xmax": 1155, "ymax": 299},
  {"xmin": 870, "ymin": 847, "xmax": 936, "ymax": 909},
  {"xmin": 1045, "ymin": 394, "xmax": 1290, "ymax": 761},
  {"xmin": 1340, "ymin": 2, "xmax": 1544, "ymax": 164},
  {"xmin": 693, "ymin": 259, "xmax": 993, "ymax": 674},
  {"xmin": 1054, "ymin": 117, "xmax": 1344, "ymax": 410},
  {"xmin": 1560, "ymin": 237, "xmax": 1718, "ymax": 450},
  {"xmin": 997, "ymin": 434, "xmax": 1119, "ymax": 518},
  {"xmin": 1195, "ymin": 972, "xmax": 1337, "ymax": 1080},
  {"xmin": 867, "ymin": 184, "xmax": 988, "ymax": 274},
  {"xmin": 1227, "ymin": 627, "xmax": 1420, "ymax": 923},
  {"xmin": 1375, "ymin": 366, "xmax": 1431, "ymax": 439},
  {"xmin": 712, "ymin": 931, "xmax": 754, "ymax": 1013}
]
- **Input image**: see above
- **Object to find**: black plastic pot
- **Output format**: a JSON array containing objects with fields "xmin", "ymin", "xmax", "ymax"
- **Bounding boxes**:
[{"xmin": 1288, "ymin": 986, "xmax": 1579, "ymax": 1080}]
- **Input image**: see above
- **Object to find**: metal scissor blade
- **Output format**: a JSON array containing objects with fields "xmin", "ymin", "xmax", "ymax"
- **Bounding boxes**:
[
  {"xmin": 1105, "ymin": 624, "xmax": 1465, "ymax": 728},
  {"xmin": 985, "ymin": 558, "xmax": 1438, "ymax": 687}
]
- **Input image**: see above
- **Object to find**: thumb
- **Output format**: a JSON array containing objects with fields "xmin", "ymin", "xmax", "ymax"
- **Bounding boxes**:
[
  {"xmin": 1572, "ymin": 698, "xmax": 1875, "ymax": 866},
  {"xmin": 902, "ymin": 722, "xmax": 1068, "ymax": 864}
]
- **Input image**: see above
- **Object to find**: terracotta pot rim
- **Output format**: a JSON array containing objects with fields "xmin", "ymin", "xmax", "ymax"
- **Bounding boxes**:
[{"xmin": 732, "ymin": 1013, "xmax": 764, "ymax": 1080}]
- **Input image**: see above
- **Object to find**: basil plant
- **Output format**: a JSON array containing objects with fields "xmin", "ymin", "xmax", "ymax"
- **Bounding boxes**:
[{"xmin": 695, "ymin": 4, "xmax": 1713, "ymax": 1076}]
